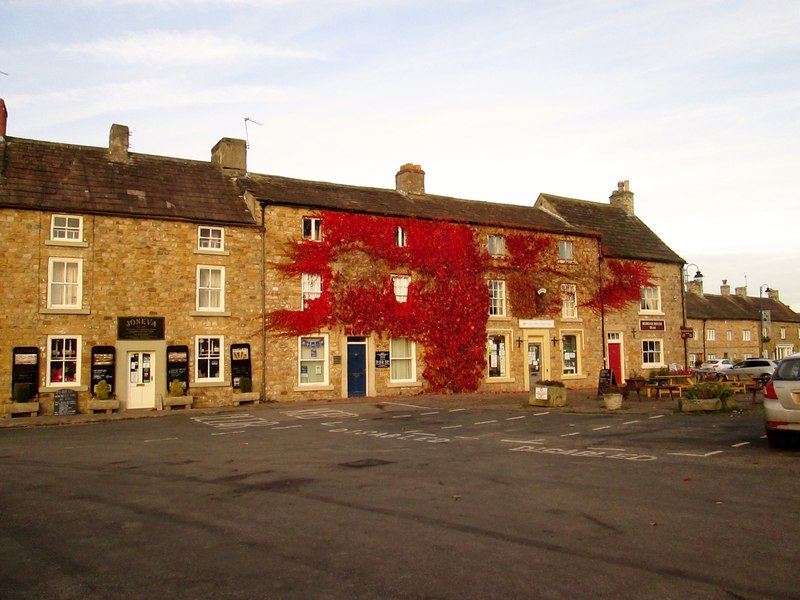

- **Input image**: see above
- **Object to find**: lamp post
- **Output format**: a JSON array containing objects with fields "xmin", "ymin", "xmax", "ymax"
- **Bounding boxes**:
[
  {"xmin": 682, "ymin": 264, "xmax": 703, "ymax": 370},
  {"xmin": 759, "ymin": 284, "xmax": 772, "ymax": 358}
]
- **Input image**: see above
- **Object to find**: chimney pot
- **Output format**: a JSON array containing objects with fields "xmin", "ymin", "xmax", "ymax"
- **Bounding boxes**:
[
  {"xmin": 609, "ymin": 179, "xmax": 634, "ymax": 215},
  {"xmin": 396, "ymin": 163, "xmax": 425, "ymax": 196},
  {"xmin": 720, "ymin": 282, "xmax": 730, "ymax": 296}
]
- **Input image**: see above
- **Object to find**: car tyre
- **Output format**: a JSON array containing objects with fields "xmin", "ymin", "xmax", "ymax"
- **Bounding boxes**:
[{"xmin": 766, "ymin": 429, "xmax": 791, "ymax": 449}]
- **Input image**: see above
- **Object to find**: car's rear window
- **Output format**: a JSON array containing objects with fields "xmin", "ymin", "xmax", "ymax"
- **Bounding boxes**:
[{"xmin": 774, "ymin": 359, "xmax": 800, "ymax": 381}]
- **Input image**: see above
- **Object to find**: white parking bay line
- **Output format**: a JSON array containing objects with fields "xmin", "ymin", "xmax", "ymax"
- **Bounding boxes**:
[
  {"xmin": 592, "ymin": 425, "xmax": 612, "ymax": 431},
  {"xmin": 505, "ymin": 415, "xmax": 526, "ymax": 421},
  {"xmin": 668, "ymin": 450, "xmax": 724, "ymax": 457},
  {"xmin": 732, "ymin": 441, "xmax": 751, "ymax": 448},
  {"xmin": 533, "ymin": 412, "xmax": 550, "ymax": 417},
  {"xmin": 382, "ymin": 401, "xmax": 432, "ymax": 409},
  {"xmin": 392, "ymin": 414, "xmax": 413, "ymax": 419},
  {"xmin": 272, "ymin": 425, "xmax": 302, "ymax": 430},
  {"xmin": 420, "ymin": 411, "xmax": 440, "ymax": 416},
  {"xmin": 501, "ymin": 439, "xmax": 545, "ymax": 444},
  {"xmin": 449, "ymin": 408, "xmax": 466, "ymax": 413},
  {"xmin": 649, "ymin": 415, "xmax": 666, "ymax": 420},
  {"xmin": 560, "ymin": 432, "xmax": 580, "ymax": 437},
  {"xmin": 622, "ymin": 420, "xmax": 640, "ymax": 425},
  {"xmin": 441, "ymin": 424, "xmax": 463, "ymax": 429},
  {"xmin": 475, "ymin": 420, "xmax": 498, "ymax": 425}
]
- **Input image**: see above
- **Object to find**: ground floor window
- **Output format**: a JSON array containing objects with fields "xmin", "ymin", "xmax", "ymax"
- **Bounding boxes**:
[
  {"xmin": 642, "ymin": 339, "xmax": 663, "ymax": 368},
  {"xmin": 562, "ymin": 333, "xmax": 580, "ymax": 375},
  {"xmin": 299, "ymin": 335, "xmax": 328, "ymax": 385},
  {"xmin": 390, "ymin": 338, "xmax": 415, "ymax": 382},
  {"xmin": 47, "ymin": 335, "xmax": 81, "ymax": 386},
  {"xmin": 196, "ymin": 335, "xmax": 224, "ymax": 382},
  {"xmin": 487, "ymin": 334, "xmax": 508, "ymax": 378}
]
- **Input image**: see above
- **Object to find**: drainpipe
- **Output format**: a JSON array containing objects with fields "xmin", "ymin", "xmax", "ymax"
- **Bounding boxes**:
[
  {"xmin": 597, "ymin": 239, "xmax": 607, "ymax": 371},
  {"xmin": 258, "ymin": 198, "xmax": 269, "ymax": 403}
]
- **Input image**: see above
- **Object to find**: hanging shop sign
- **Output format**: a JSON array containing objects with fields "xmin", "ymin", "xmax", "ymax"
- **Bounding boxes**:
[
  {"xmin": 91, "ymin": 346, "xmax": 116, "ymax": 395},
  {"xmin": 166, "ymin": 345, "xmax": 190, "ymax": 393},
  {"xmin": 639, "ymin": 320, "xmax": 665, "ymax": 331},
  {"xmin": 117, "ymin": 316, "xmax": 165, "ymax": 340},
  {"xmin": 230, "ymin": 343, "xmax": 252, "ymax": 388},
  {"xmin": 12, "ymin": 346, "xmax": 39, "ymax": 399},
  {"xmin": 680, "ymin": 327, "xmax": 694, "ymax": 339}
]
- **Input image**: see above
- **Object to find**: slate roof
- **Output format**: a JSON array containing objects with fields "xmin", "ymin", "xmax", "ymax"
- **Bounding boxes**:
[
  {"xmin": 686, "ymin": 292, "xmax": 800, "ymax": 323},
  {"xmin": 238, "ymin": 174, "xmax": 593, "ymax": 236},
  {"xmin": 0, "ymin": 136, "xmax": 255, "ymax": 225},
  {"xmin": 536, "ymin": 193, "xmax": 684, "ymax": 264}
]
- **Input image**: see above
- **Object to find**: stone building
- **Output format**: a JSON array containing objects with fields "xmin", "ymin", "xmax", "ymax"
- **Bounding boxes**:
[
  {"xmin": 686, "ymin": 280, "xmax": 800, "ymax": 364},
  {"xmin": 1, "ymin": 99, "xmax": 688, "ymax": 413}
]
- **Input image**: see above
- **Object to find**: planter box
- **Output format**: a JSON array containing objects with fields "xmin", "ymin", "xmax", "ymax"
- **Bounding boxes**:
[
  {"xmin": 2, "ymin": 401, "xmax": 40, "ymax": 418},
  {"xmin": 87, "ymin": 399, "xmax": 120, "ymax": 414},
  {"xmin": 162, "ymin": 395, "xmax": 193, "ymax": 410},
  {"xmin": 233, "ymin": 391, "xmax": 261, "ymax": 406},
  {"xmin": 530, "ymin": 385, "xmax": 567, "ymax": 407},
  {"xmin": 680, "ymin": 398, "xmax": 722, "ymax": 412}
]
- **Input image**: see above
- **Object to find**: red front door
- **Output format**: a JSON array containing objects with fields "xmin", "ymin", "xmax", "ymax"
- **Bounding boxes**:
[{"xmin": 608, "ymin": 342, "xmax": 622, "ymax": 385}]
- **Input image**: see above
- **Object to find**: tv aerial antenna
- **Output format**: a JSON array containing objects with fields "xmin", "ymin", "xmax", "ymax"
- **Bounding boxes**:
[{"xmin": 244, "ymin": 117, "xmax": 262, "ymax": 149}]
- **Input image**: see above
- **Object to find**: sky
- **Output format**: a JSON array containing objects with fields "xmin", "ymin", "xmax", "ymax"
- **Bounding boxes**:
[{"xmin": 2, "ymin": 0, "xmax": 799, "ymax": 309}]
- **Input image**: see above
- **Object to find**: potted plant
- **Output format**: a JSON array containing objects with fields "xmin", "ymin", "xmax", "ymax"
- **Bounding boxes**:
[
  {"xmin": 87, "ymin": 378, "xmax": 120, "ymax": 414},
  {"xmin": 93, "ymin": 379, "xmax": 111, "ymax": 400},
  {"xmin": 602, "ymin": 385, "xmax": 627, "ymax": 411},
  {"xmin": 530, "ymin": 380, "xmax": 567, "ymax": 407},
  {"xmin": 233, "ymin": 376, "xmax": 261, "ymax": 406},
  {"xmin": 162, "ymin": 379, "xmax": 193, "ymax": 410}
]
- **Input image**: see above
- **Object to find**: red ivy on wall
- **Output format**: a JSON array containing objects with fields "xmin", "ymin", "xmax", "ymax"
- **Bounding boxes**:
[
  {"xmin": 582, "ymin": 259, "xmax": 654, "ymax": 313},
  {"xmin": 268, "ymin": 212, "xmax": 489, "ymax": 392},
  {"xmin": 502, "ymin": 234, "xmax": 560, "ymax": 319}
]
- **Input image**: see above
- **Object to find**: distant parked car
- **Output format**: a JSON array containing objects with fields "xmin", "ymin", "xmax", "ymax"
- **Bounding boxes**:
[
  {"xmin": 719, "ymin": 359, "xmax": 778, "ymax": 384},
  {"xmin": 763, "ymin": 354, "xmax": 800, "ymax": 448},
  {"xmin": 698, "ymin": 358, "xmax": 734, "ymax": 371}
]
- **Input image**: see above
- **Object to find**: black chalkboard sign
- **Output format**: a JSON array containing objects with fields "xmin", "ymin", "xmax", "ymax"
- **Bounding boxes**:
[
  {"xmin": 597, "ymin": 368, "xmax": 616, "ymax": 396},
  {"xmin": 54, "ymin": 389, "xmax": 78, "ymax": 416}
]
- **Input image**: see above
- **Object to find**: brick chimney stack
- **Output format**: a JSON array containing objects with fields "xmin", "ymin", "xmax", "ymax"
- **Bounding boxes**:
[
  {"xmin": 609, "ymin": 180, "xmax": 634, "ymax": 215},
  {"xmin": 0, "ymin": 98, "xmax": 8, "ymax": 137},
  {"xmin": 735, "ymin": 286, "xmax": 747, "ymax": 297},
  {"xmin": 108, "ymin": 124, "xmax": 129, "ymax": 162},
  {"xmin": 768, "ymin": 289, "xmax": 780, "ymax": 301},
  {"xmin": 720, "ymin": 280, "xmax": 730, "ymax": 296},
  {"xmin": 396, "ymin": 163, "xmax": 425, "ymax": 196},
  {"xmin": 211, "ymin": 137, "xmax": 247, "ymax": 175}
]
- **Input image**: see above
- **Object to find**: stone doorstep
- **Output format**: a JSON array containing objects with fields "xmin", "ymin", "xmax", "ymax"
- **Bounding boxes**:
[
  {"xmin": 161, "ymin": 395, "xmax": 193, "ymax": 410},
  {"xmin": 1, "ymin": 401, "xmax": 40, "ymax": 418},
  {"xmin": 232, "ymin": 392, "xmax": 261, "ymax": 406},
  {"xmin": 87, "ymin": 398, "xmax": 120, "ymax": 414}
]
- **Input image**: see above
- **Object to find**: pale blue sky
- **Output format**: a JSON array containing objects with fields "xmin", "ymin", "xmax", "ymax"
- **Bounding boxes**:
[{"xmin": 2, "ymin": 0, "xmax": 799, "ymax": 309}]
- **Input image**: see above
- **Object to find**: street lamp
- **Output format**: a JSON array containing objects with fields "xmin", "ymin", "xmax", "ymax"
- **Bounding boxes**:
[
  {"xmin": 759, "ymin": 284, "xmax": 772, "ymax": 358},
  {"xmin": 682, "ymin": 264, "xmax": 704, "ymax": 370}
]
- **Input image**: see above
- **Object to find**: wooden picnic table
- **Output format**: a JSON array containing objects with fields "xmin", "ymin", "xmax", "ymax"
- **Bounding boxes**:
[{"xmin": 646, "ymin": 374, "xmax": 695, "ymax": 399}]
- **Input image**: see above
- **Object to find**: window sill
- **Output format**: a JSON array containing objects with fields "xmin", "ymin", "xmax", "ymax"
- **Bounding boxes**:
[
  {"xmin": 40, "ymin": 385, "xmax": 88, "ymax": 393},
  {"xmin": 45, "ymin": 240, "xmax": 89, "ymax": 248},
  {"xmin": 190, "ymin": 311, "xmax": 231, "ymax": 317},
  {"xmin": 191, "ymin": 380, "xmax": 228, "ymax": 388},
  {"xmin": 193, "ymin": 249, "xmax": 230, "ymax": 256},
  {"xmin": 561, "ymin": 374, "xmax": 586, "ymax": 381},
  {"xmin": 638, "ymin": 312, "xmax": 665, "ymax": 317},
  {"xmin": 294, "ymin": 384, "xmax": 334, "ymax": 392},
  {"xmin": 387, "ymin": 381, "xmax": 422, "ymax": 389},
  {"xmin": 486, "ymin": 377, "xmax": 516, "ymax": 384},
  {"xmin": 41, "ymin": 308, "xmax": 91, "ymax": 315}
]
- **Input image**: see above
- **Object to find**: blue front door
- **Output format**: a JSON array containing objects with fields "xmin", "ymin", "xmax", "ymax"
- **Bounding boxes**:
[{"xmin": 347, "ymin": 340, "xmax": 367, "ymax": 397}]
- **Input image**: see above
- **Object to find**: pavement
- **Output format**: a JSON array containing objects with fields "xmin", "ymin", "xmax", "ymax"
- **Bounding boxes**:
[{"xmin": 0, "ymin": 387, "xmax": 764, "ymax": 429}]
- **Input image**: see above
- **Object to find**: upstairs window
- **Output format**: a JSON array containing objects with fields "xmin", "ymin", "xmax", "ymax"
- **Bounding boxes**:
[
  {"xmin": 48, "ymin": 258, "xmax": 82, "ymax": 309},
  {"xmin": 196, "ymin": 266, "xmax": 225, "ymax": 312},
  {"xmin": 302, "ymin": 273, "xmax": 323, "ymax": 309},
  {"xmin": 743, "ymin": 330, "xmax": 752, "ymax": 342},
  {"xmin": 396, "ymin": 226, "xmax": 407, "ymax": 248},
  {"xmin": 706, "ymin": 329, "xmax": 716, "ymax": 342},
  {"xmin": 302, "ymin": 217, "xmax": 322, "ymax": 241},
  {"xmin": 488, "ymin": 235, "xmax": 505, "ymax": 257},
  {"xmin": 558, "ymin": 240, "xmax": 574, "ymax": 261},
  {"xmin": 51, "ymin": 215, "xmax": 83, "ymax": 242},
  {"xmin": 198, "ymin": 226, "xmax": 224, "ymax": 251},
  {"xmin": 561, "ymin": 283, "xmax": 577, "ymax": 319},
  {"xmin": 392, "ymin": 275, "xmax": 410, "ymax": 303},
  {"xmin": 640, "ymin": 286, "xmax": 661, "ymax": 313},
  {"xmin": 488, "ymin": 280, "xmax": 507, "ymax": 317}
]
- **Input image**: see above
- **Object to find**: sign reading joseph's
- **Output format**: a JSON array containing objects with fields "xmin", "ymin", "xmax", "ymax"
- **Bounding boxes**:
[{"xmin": 118, "ymin": 317, "xmax": 165, "ymax": 340}]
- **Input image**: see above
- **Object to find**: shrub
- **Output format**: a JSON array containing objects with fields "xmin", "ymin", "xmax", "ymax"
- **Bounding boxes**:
[
  {"xmin": 169, "ymin": 379, "xmax": 186, "ymax": 397},
  {"xmin": 13, "ymin": 383, "xmax": 32, "ymax": 403},
  {"xmin": 684, "ymin": 381, "xmax": 732, "ymax": 401},
  {"xmin": 239, "ymin": 376, "xmax": 252, "ymax": 393},
  {"xmin": 93, "ymin": 379, "xmax": 111, "ymax": 400}
]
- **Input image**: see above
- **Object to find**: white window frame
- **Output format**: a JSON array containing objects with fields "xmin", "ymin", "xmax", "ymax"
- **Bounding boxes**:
[
  {"xmin": 196, "ymin": 265, "xmax": 225, "ymax": 312},
  {"xmin": 488, "ymin": 280, "xmax": 507, "ymax": 317},
  {"xmin": 46, "ymin": 335, "xmax": 82, "ymax": 387},
  {"xmin": 487, "ymin": 333, "xmax": 509, "ymax": 379},
  {"xmin": 198, "ymin": 226, "xmax": 224, "ymax": 251},
  {"xmin": 561, "ymin": 283, "xmax": 578, "ymax": 319},
  {"xmin": 390, "ymin": 338, "xmax": 416, "ymax": 383},
  {"xmin": 558, "ymin": 240, "xmax": 574, "ymax": 261},
  {"xmin": 302, "ymin": 217, "xmax": 323, "ymax": 241},
  {"xmin": 780, "ymin": 327, "xmax": 787, "ymax": 340},
  {"xmin": 706, "ymin": 329, "xmax": 716, "ymax": 342},
  {"xmin": 298, "ymin": 334, "xmax": 329, "ymax": 386},
  {"xmin": 561, "ymin": 332, "xmax": 582, "ymax": 376},
  {"xmin": 488, "ymin": 235, "xmax": 505, "ymax": 257},
  {"xmin": 195, "ymin": 335, "xmax": 224, "ymax": 383},
  {"xmin": 50, "ymin": 214, "xmax": 83, "ymax": 242},
  {"xmin": 639, "ymin": 286, "xmax": 662, "ymax": 313},
  {"xmin": 727, "ymin": 330, "xmax": 733, "ymax": 341},
  {"xmin": 47, "ymin": 257, "xmax": 83, "ymax": 309},
  {"xmin": 743, "ymin": 330, "xmax": 752, "ymax": 342},
  {"xmin": 642, "ymin": 339, "xmax": 664, "ymax": 369},
  {"xmin": 392, "ymin": 275, "xmax": 410, "ymax": 303},
  {"xmin": 301, "ymin": 273, "xmax": 323, "ymax": 309},
  {"xmin": 396, "ymin": 226, "xmax": 407, "ymax": 248}
]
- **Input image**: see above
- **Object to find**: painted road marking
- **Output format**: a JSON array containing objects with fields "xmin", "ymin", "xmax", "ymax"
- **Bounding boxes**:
[
  {"xmin": 592, "ymin": 426, "xmax": 612, "ymax": 431},
  {"xmin": 505, "ymin": 415, "xmax": 526, "ymax": 421},
  {"xmin": 501, "ymin": 439, "xmax": 545, "ymax": 445},
  {"xmin": 441, "ymin": 424, "xmax": 462, "ymax": 429},
  {"xmin": 649, "ymin": 415, "xmax": 666, "ymax": 420},
  {"xmin": 560, "ymin": 432, "xmax": 580, "ymax": 437},
  {"xmin": 510, "ymin": 445, "xmax": 656, "ymax": 461},
  {"xmin": 272, "ymin": 425, "xmax": 302, "ymax": 430},
  {"xmin": 192, "ymin": 415, "xmax": 277, "ymax": 429},
  {"xmin": 327, "ymin": 427, "xmax": 450, "ymax": 443},
  {"xmin": 211, "ymin": 431, "xmax": 245, "ymax": 436},
  {"xmin": 382, "ymin": 401, "xmax": 432, "ymax": 409},
  {"xmin": 623, "ymin": 420, "xmax": 640, "ymax": 425},
  {"xmin": 392, "ymin": 414, "xmax": 413, "ymax": 419},
  {"xmin": 731, "ymin": 442, "xmax": 750, "ymax": 448},
  {"xmin": 420, "ymin": 411, "xmax": 440, "ymax": 416},
  {"xmin": 283, "ymin": 408, "xmax": 359, "ymax": 420},
  {"xmin": 475, "ymin": 420, "xmax": 498, "ymax": 425},
  {"xmin": 449, "ymin": 408, "xmax": 466, "ymax": 413},
  {"xmin": 667, "ymin": 450, "xmax": 724, "ymax": 457},
  {"xmin": 144, "ymin": 437, "xmax": 178, "ymax": 443},
  {"xmin": 533, "ymin": 412, "xmax": 550, "ymax": 417}
]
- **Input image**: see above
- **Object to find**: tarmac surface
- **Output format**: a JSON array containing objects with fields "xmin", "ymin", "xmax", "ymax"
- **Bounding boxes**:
[{"xmin": 0, "ymin": 387, "xmax": 764, "ymax": 429}]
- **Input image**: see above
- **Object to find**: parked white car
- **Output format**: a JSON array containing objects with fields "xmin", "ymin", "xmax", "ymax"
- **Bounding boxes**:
[
  {"xmin": 719, "ymin": 359, "xmax": 778, "ymax": 384},
  {"xmin": 698, "ymin": 358, "xmax": 734, "ymax": 371},
  {"xmin": 764, "ymin": 353, "xmax": 800, "ymax": 448}
]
